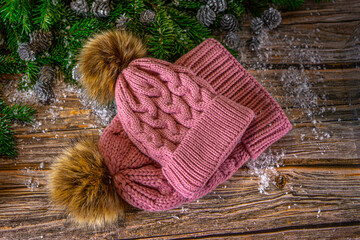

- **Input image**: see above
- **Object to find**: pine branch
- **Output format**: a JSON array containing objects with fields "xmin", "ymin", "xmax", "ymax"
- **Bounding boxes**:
[
  {"xmin": 33, "ymin": 0, "xmax": 64, "ymax": 30},
  {"xmin": 0, "ymin": 96, "xmax": 36, "ymax": 158},
  {"xmin": 0, "ymin": 0, "xmax": 32, "ymax": 34},
  {"xmin": 2, "ymin": 103, "xmax": 37, "ymax": 122},
  {"xmin": 146, "ymin": 4, "xmax": 176, "ymax": 60},
  {"xmin": 271, "ymin": 0, "xmax": 304, "ymax": 11},
  {"xmin": 0, "ymin": 116, "xmax": 17, "ymax": 158},
  {"xmin": 228, "ymin": 0, "xmax": 246, "ymax": 20},
  {"xmin": 0, "ymin": 53, "xmax": 23, "ymax": 75}
]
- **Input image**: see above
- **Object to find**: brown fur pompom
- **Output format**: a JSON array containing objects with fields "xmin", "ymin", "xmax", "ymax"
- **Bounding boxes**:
[
  {"xmin": 77, "ymin": 30, "xmax": 147, "ymax": 105},
  {"xmin": 48, "ymin": 137, "xmax": 124, "ymax": 227}
]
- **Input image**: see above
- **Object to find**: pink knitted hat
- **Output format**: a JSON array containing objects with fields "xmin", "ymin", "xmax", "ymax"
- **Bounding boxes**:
[
  {"xmin": 98, "ymin": 37, "xmax": 292, "ymax": 211},
  {"xmin": 175, "ymin": 38, "xmax": 292, "ymax": 159},
  {"xmin": 114, "ymin": 58, "xmax": 255, "ymax": 198},
  {"xmin": 49, "ymin": 31, "xmax": 292, "ymax": 226},
  {"xmin": 99, "ymin": 116, "xmax": 250, "ymax": 211}
]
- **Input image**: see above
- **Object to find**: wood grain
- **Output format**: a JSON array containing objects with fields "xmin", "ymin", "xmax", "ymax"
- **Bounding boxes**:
[{"xmin": 1, "ymin": 0, "xmax": 360, "ymax": 239}]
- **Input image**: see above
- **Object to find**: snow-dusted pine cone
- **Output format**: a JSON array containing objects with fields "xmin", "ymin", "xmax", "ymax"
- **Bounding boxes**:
[
  {"xmin": 29, "ymin": 30, "xmax": 53, "ymax": 53},
  {"xmin": 206, "ymin": 0, "xmax": 227, "ymax": 13},
  {"xmin": 34, "ymin": 65, "xmax": 56, "ymax": 105},
  {"xmin": 70, "ymin": 0, "xmax": 89, "ymax": 15},
  {"xmin": 91, "ymin": 0, "xmax": 110, "ymax": 17},
  {"xmin": 39, "ymin": 65, "xmax": 56, "ymax": 84},
  {"xmin": 116, "ymin": 14, "xmax": 131, "ymax": 30},
  {"xmin": 197, "ymin": 5, "xmax": 216, "ymax": 27},
  {"xmin": 224, "ymin": 31, "xmax": 241, "ymax": 50},
  {"xmin": 246, "ymin": 37, "xmax": 260, "ymax": 51},
  {"xmin": 262, "ymin": 8, "xmax": 282, "ymax": 30},
  {"xmin": 140, "ymin": 10, "xmax": 156, "ymax": 24},
  {"xmin": 0, "ymin": 31, "xmax": 6, "ymax": 48},
  {"xmin": 221, "ymin": 14, "xmax": 239, "ymax": 31},
  {"xmin": 17, "ymin": 43, "xmax": 36, "ymax": 61},
  {"xmin": 250, "ymin": 17, "xmax": 264, "ymax": 35},
  {"xmin": 72, "ymin": 64, "xmax": 81, "ymax": 81}
]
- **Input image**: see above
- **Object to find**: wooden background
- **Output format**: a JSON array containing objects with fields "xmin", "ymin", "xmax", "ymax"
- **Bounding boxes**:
[{"xmin": 1, "ymin": 0, "xmax": 359, "ymax": 239}]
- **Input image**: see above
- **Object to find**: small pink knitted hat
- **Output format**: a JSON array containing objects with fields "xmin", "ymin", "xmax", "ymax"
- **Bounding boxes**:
[
  {"xmin": 114, "ymin": 58, "xmax": 255, "ymax": 198},
  {"xmin": 99, "ymin": 116, "xmax": 251, "ymax": 211}
]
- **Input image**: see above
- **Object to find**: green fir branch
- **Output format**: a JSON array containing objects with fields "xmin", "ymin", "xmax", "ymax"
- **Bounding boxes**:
[
  {"xmin": 0, "ymin": 96, "xmax": 36, "ymax": 158},
  {"xmin": 271, "ymin": 0, "xmax": 304, "ymax": 11},
  {"xmin": 33, "ymin": 0, "xmax": 64, "ymax": 30},
  {"xmin": 0, "ymin": 116, "xmax": 17, "ymax": 158}
]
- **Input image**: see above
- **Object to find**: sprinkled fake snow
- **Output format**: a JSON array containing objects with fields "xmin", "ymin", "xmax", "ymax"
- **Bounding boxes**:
[
  {"xmin": 78, "ymin": 88, "xmax": 117, "ymax": 126},
  {"xmin": 246, "ymin": 149, "xmax": 285, "ymax": 194},
  {"xmin": 21, "ymin": 163, "xmax": 44, "ymax": 191},
  {"xmin": 317, "ymin": 208, "xmax": 321, "ymax": 218},
  {"xmin": 239, "ymin": 10, "xmax": 334, "ymax": 194}
]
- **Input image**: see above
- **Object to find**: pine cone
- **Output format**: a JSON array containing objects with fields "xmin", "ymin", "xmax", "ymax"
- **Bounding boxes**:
[
  {"xmin": 34, "ymin": 65, "xmax": 56, "ymax": 105},
  {"xmin": 221, "ymin": 14, "xmax": 239, "ymax": 31},
  {"xmin": 224, "ymin": 31, "xmax": 240, "ymax": 50},
  {"xmin": 250, "ymin": 17, "xmax": 264, "ymax": 35},
  {"xmin": 91, "ymin": 0, "xmax": 110, "ymax": 18},
  {"xmin": 72, "ymin": 65, "xmax": 81, "ymax": 81},
  {"xmin": 17, "ymin": 43, "xmax": 36, "ymax": 61},
  {"xmin": 196, "ymin": 5, "xmax": 216, "ymax": 27},
  {"xmin": 0, "ymin": 31, "xmax": 6, "ymax": 48},
  {"xmin": 140, "ymin": 10, "xmax": 156, "ymax": 24},
  {"xmin": 70, "ymin": 0, "xmax": 89, "ymax": 15},
  {"xmin": 29, "ymin": 30, "xmax": 53, "ymax": 53},
  {"xmin": 262, "ymin": 8, "xmax": 282, "ymax": 30},
  {"xmin": 40, "ymin": 65, "xmax": 56, "ymax": 84},
  {"xmin": 116, "ymin": 14, "xmax": 131, "ymax": 30},
  {"xmin": 246, "ymin": 37, "xmax": 260, "ymax": 52},
  {"xmin": 206, "ymin": 0, "xmax": 227, "ymax": 13}
]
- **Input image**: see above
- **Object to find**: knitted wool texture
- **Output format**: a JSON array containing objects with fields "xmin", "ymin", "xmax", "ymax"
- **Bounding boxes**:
[
  {"xmin": 175, "ymin": 39, "xmax": 292, "ymax": 159},
  {"xmin": 98, "ymin": 38, "xmax": 292, "ymax": 211},
  {"xmin": 115, "ymin": 58, "xmax": 255, "ymax": 198}
]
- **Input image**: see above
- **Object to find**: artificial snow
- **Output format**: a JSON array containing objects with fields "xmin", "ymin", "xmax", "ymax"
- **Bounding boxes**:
[{"xmin": 239, "ymin": 10, "xmax": 333, "ymax": 194}]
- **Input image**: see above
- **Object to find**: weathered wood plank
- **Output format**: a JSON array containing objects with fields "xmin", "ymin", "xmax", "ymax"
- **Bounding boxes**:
[
  {"xmin": 0, "ymin": 167, "xmax": 359, "ymax": 239},
  {"xmin": 1, "ymin": 0, "xmax": 360, "ymax": 239}
]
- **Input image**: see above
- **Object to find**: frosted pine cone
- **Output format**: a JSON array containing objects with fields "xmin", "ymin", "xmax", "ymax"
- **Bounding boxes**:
[
  {"xmin": 250, "ymin": 17, "xmax": 264, "ymax": 35},
  {"xmin": 29, "ymin": 30, "xmax": 53, "ymax": 53},
  {"xmin": 116, "ymin": 14, "xmax": 131, "ymax": 30},
  {"xmin": 221, "ymin": 14, "xmax": 239, "ymax": 31},
  {"xmin": 34, "ymin": 65, "xmax": 56, "ymax": 105},
  {"xmin": 0, "ymin": 31, "xmax": 6, "ymax": 48},
  {"xmin": 17, "ymin": 43, "xmax": 36, "ymax": 61},
  {"xmin": 197, "ymin": 5, "xmax": 216, "ymax": 27},
  {"xmin": 262, "ymin": 8, "xmax": 282, "ymax": 30},
  {"xmin": 39, "ymin": 65, "xmax": 56, "ymax": 84},
  {"xmin": 70, "ymin": 0, "xmax": 89, "ymax": 15},
  {"xmin": 72, "ymin": 64, "xmax": 81, "ymax": 81},
  {"xmin": 91, "ymin": 0, "xmax": 110, "ymax": 18},
  {"xmin": 140, "ymin": 10, "xmax": 156, "ymax": 24},
  {"xmin": 224, "ymin": 31, "xmax": 241, "ymax": 50},
  {"xmin": 206, "ymin": 0, "xmax": 227, "ymax": 13},
  {"xmin": 246, "ymin": 37, "xmax": 260, "ymax": 52}
]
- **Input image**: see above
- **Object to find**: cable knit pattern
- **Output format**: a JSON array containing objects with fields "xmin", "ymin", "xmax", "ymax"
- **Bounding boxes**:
[
  {"xmin": 97, "ymin": 38, "xmax": 292, "ymax": 211},
  {"xmin": 114, "ymin": 58, "xmax": 255, "ymax": 198},
  {"xmin": 98, "ymin": 116, "xmax": 251, "ymax": 211},
  {"xmin": 175, "ymin": 38, "xmax": 292, "ymax": 159}
]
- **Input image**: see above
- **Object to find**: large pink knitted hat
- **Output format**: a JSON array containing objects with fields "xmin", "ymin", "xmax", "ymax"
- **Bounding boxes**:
[
  {"xmin": 49, "ymin": 31, "xmax": 291, "ymax": 227},
  {"xmin": 114, "ymin": 58, "xmax": 254, "ymax": 198},
  {"xmin": 99, "ymin": 37, "xmax": 292, "ymax": 211}
]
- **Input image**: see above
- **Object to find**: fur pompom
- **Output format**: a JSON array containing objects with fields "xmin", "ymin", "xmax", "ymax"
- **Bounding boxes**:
[
  {"xmin": 78, "ymin": 30, "xmax": 147, "ymax": 105},
  {"xmin": 48, "ymin": 137, "xmax": 124, "ymax": 227}
]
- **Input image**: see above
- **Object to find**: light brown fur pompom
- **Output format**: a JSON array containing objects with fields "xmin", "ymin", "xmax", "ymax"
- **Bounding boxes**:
[
  {"xmin": 48, "ymin": 137, "xmax": 124, "ymax": 227},
  {"xmin": 78, "ymin": 30, "xmax": 147, "ymax": 105}
]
